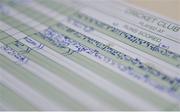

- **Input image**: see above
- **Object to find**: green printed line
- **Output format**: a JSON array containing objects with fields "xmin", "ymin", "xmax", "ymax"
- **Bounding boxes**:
[
  {"xmin": 0, "ymin": 32, "xmax": 10, "ymax": 40},
  {"xmin": 0, "ymin": 0, "xmax": 172, "ymax": 90},
  {"xmin": 70, "ymin": 13, "xmax": 180, "ymax": 68},
  {"xmin": 0, "ymin": 36, "xmax": 133, "ymax": 110},
  {"xmin": 3, "ymin": 0, "xmax": 173, "ymax": 92},
  {"xmin": 51, "ymin": 23, "xmax": 172, "ymax": 88},
  {"xmin": 24, "ymin": 37, "xmax": 134, "ymax": 110},
  {"xmin": 0, "ymin": 0, "xmax": 178, "ymax": 109},
  {"xmin": 0, "ymin": 21, "xmax": 132, "ymax": 110},
  {"xmin": 0, "ymin": 14, "xmax": 36, "ymax": 36},
  {"xmin": 36, "ymin": 0, "xmax": 73, "ymax": 14},
  {"xmin": 49, "ymin": 24, "xmax": 177, "ymax": 109},
  {"xmin": 0, "ymin": 81, "xmax": 37, "ymax": 110},
  {"xmin": 9, "ymin": 0, "xmax": 176, "ymax": 92},
  {"xmin": 0, "ymin": 54, "xmax": 88, "ymax": 110},
  {"xmin": 31, "ymin": 32, "xmax": 176, "ymax": 109}
]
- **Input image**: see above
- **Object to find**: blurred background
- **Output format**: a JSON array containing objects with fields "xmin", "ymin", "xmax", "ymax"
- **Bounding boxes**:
[{"xmin": 125, "ymin": 0, "xmax": 180, "ymax": 21}]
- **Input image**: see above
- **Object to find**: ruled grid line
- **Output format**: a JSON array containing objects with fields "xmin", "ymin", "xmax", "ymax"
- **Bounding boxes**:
[{"xmin": 0, "ymin": 0, "xmax": 179, "ymax": 111}]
